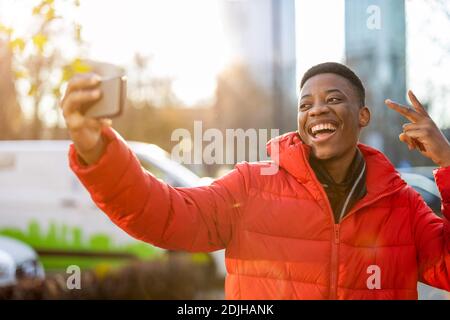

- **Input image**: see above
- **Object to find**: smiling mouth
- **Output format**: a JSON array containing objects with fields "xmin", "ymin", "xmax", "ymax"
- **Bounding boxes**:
[{"xmin": 307, "ymin": 122, "xmax": 339, "ymax": 141}]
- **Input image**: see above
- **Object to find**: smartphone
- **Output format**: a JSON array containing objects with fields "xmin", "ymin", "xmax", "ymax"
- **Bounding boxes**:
[{"xmin": 83, "ymin": 76, "xmax": 127, "ymax": 119}]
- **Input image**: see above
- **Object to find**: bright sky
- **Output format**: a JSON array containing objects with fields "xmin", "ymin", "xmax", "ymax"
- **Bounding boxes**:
[
  {"xmin": 297, "ymin": 0, "xmax": 450, "ymax": 127},
  {"xmin": 295, "ymin": 0, "xmax": 345, "ymax": 86},
  {"xmin": 76, "ymin": 0, "xmax": 233, "ymax": 106},
  {"xmin": 0, "ymin": 0, "xmax": 448, "ymax": 125}
]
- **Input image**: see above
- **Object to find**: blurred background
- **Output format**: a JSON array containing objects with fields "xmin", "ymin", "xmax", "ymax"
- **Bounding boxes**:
[{"xmin": 0, "ymin": 0, "xmax": 449, "ymax": 299}]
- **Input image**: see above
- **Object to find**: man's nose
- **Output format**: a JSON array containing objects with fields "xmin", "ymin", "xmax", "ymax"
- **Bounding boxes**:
[{"xmin": 308, "ymin": 103, "xmax": 330, "ymax": 117}]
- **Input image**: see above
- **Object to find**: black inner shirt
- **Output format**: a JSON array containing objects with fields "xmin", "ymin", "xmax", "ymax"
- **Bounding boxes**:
[{"xmin": 309, "ymin": 148, "xmax": 367, "ymax": 223}]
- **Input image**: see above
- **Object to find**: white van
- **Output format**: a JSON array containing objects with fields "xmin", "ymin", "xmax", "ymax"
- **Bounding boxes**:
[{"xmin": 0, "ymin": 140, "xmax": 224, "ymax": 276}]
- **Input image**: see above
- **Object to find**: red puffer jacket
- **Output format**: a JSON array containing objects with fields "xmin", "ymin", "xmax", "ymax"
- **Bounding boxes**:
[{"xmin": 69, "ymin": 127, "xmax": 450, "ymax": 299}]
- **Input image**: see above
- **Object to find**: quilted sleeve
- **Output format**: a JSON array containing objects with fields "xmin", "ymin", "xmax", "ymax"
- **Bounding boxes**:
[
  {"xmin": 68, "ymin": 126, "xmax": 250, "ymax": 252},
  {"xmin": 412, "ymin": 166, "xmax": 450, "ymax": 291}
]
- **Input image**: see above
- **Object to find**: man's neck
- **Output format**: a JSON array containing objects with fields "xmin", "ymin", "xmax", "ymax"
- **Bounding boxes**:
[{"xmin": 319, "ymin": 147, "xmax": 358, "ymax": 184}]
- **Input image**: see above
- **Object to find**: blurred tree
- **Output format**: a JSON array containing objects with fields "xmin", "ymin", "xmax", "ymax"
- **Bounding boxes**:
[
  {"xmin": 215, "ymin": 63, "xmax": 273, "ymax": 131},
  {"xmin": 0, "ymin": 0, "xmax": 89, "ymax": 140},
  {"xmin": 0, "ymin": 39, "xmax": 22, "ymax": 139},
  {"xmin": 129, "ymin": 52, "xmax": 180, "ymax": 108},
  {"xmin": 132, "ymin": 52, "xmax": 151, "ymax": 102},
  {"xmin": 113, "ymin": 99, "xmax": 215, "ymax": 176},
  {"xmin": 213, "ymin": 63, "xmax": 274, "ymax": 170}
]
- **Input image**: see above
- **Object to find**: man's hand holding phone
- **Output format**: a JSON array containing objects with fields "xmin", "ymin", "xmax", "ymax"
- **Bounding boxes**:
[{"xmin": 60, "ymin": 74, "xmax": 112, "ymax": 165}]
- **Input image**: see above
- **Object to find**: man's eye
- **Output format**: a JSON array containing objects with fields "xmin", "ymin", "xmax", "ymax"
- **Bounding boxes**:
[
  {"xmin": 299, "ymin": 104, "xmax": 311, "ymax": 111},
  {"xmin": 328, "ymin": 97, "xmax": 341, "ymax": 104}
]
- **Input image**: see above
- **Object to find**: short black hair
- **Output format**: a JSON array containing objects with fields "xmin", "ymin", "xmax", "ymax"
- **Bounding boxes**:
[{"xmin": 300, "ymin": 62, "xmax": 366, "ymax": 107}]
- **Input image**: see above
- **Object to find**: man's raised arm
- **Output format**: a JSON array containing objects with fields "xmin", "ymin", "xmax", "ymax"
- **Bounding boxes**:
[
  {"xmin": 386, "ymin": 90, "xmax": 450, "ymax": 290},
  {"xmin": 68, "ymin": 127, "xmax": 249, "ymax": 252},
  {"xmin": 61, "ymin": 74, "xmax": 249, "ymax": 252}
]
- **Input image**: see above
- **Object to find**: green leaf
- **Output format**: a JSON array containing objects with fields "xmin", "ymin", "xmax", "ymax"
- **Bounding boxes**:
[
  {"xmin": 74, "ymin": 24, "xmax": 82, "ymax": 42},
  {"xmin": 14, "ymin": 69, "xmax": 28, "ymax": 79},
  {"xmin": 32, "ymin": 6, "xmax": 42, "ymax": 15},
  {"xmin": 0, "ymin": 23, "xmax": 13, "ymax": 36},
  {"xmin": 32, "ymin": 33, "xmax": 48, "ymax": 53},
  {"xmin": 28, "ymin": 84, "xmax": 37, "ymax": 96},
  {"xmin": 52, "ymin": 86, "xmax": 61, "ymax": 98},
  {"xmin": 9, "ymin": 38, "xmax": 26, "ymax": 52},
  {"xmin": 45, "ymin": 7, "xmax": 56, "ymax": 21}
]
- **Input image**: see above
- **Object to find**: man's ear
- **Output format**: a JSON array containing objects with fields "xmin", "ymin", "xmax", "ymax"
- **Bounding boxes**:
[{"xmin": 359, "ymin": 106, "xmax": 370, "ymax": 128}]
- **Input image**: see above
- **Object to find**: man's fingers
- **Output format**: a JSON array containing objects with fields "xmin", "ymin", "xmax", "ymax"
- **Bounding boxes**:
[
  {"xmin": 60, "ymin": 74, "xmax": 100, "ymax": 109},
  {"xmin": 67, "ymin": 115, "xmax": 102, "ymax": 132},
  {"xmin": 65, "ymin": 112, "xmax": 85, "ymax": 131},
  {"xmin": 408, "ymin": 90, "xmax": 429, "ymax": 117},
  {"xmin": 85, "ymin": 117, "xmax": 103, "ymax": 130},
  {"xmin": 62, "ymin": 89, "xmax": 102, "ymax": 116},
  {"xmin": 385, "ymin": 99, "xmax": 421, "ymax": 123},
  {"xmin": 402, "ymin": 122, "xmax": 426, "ymax": 132},
  {"xmin": 403, "ymin": 129, "xmax": 427, "ymax": 139},
  {"xmin": 65, "ymin": 74, "xmax": 101, "ymax": 96},
  {"xmin": 400, "ymin": 132, "xmax": 426, "ymax": 152},
  {"xmin": 403, "ymin": 130, "xmax": 427, "ymax": 152},
  {"xmin": 399, "ymin": 133, "xmax": 410, "ymax": 150},
  {"xmin": 100, "ymin": 118, "xmax": 113, "ymax": 127},
  {"xmin": 399, "ymin": 132, "xmax": 417, "ymax": 151},
  {"xmin": 403, "ymin": 128, "xmax": 428, "ymax": 151},
  {"xmin": 386, "ymin": 94, "xmax": 432, "ymax": 153}
]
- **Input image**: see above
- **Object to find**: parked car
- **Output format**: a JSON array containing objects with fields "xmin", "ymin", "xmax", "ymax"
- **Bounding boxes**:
[
  {"xmin": 399, "ymin": 170, "xmax": 441, "ymax": 216},
  {"xmin": 0, "ymin": 236, "xmax": 45, "ymax": 287},
  {"xmin": 0, "ymin": 249, "xmax": 16, "ymax": 288}
]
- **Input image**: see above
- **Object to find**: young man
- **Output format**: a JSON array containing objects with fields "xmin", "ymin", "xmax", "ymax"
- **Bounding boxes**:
[{"xmin": 61, "ymin": 62, "xmax": 450, "ymax": 299}]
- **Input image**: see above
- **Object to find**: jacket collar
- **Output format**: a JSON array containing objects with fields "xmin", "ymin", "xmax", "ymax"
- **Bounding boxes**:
[{"xmin": 266, "ymin": 131, "xmax": 406, "ymax": 201}]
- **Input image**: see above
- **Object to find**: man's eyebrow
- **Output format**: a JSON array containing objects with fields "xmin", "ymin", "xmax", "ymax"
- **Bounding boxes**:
[
  {"xmin": 300, "ymin": 93, "xmax": 312, "ymax": 100},
  {"xmin": 325, "ymin": 89, "xmax": 345, "ymax": 95},
  {"xmin": 300, "ymin": 89, "xmax": 345, "ymax": 100}
]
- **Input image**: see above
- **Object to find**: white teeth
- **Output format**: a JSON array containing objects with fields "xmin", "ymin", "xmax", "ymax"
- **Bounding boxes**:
[{"xmin": 310, "ymin": 123, "xmax": 337, "ymax": 135}]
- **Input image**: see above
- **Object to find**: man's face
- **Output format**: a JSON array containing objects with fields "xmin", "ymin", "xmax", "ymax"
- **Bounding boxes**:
[{"xmin": 297, "ymin": 73, "xmax": 370, "ymax": 160}]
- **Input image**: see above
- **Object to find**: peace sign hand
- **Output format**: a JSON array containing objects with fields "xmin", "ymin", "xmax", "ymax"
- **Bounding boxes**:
[{"xmin": 385, "ymin": 90, "xmax": 450, "ymax": 168}]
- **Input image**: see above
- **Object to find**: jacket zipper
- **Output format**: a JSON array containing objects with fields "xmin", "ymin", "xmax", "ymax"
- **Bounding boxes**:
[
  {"xmin": 300, "ymin": 148, "xmax": 405, "ymax": 300},
  {"xmin": 326, "ymin": 188, "xmax": 406, "ymax": 299},
  {"xmin": 329, "ymin": 163, "xmax": 365, "ymax": 299},
  {"xmin": 329, "ymin": 224, "xmax": 340, "ymax": 300},
  {"xmin": 300, "ymin": 151, "xmax": 343, "ymax": 300},
  {"xmin": 311, "ymin": 180, "xmax": 341, "ymax": 300}
]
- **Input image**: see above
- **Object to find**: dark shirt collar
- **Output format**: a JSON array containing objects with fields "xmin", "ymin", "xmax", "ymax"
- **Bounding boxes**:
[
  {"xmin": 309, "ymin": 148, "xmax": 365, "ymax": 188},
  {"xmin": 309, "ymin": 147, "xmax": 367, "ymax": 222}
]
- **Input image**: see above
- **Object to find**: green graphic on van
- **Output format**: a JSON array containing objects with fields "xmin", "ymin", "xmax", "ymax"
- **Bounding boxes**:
[{"xmin": 0, "ymin": 220, "xmax": 163, "ymax": 271}]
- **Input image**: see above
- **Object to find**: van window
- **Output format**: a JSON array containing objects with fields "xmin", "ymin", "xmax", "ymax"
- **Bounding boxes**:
[
  {"xmin": 138, "ymin": 159, "xmax": 181, "ymax": 187},
  {"xmin": 414, "ymin": 187, "xmax": 442, "ymax": 216}
]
